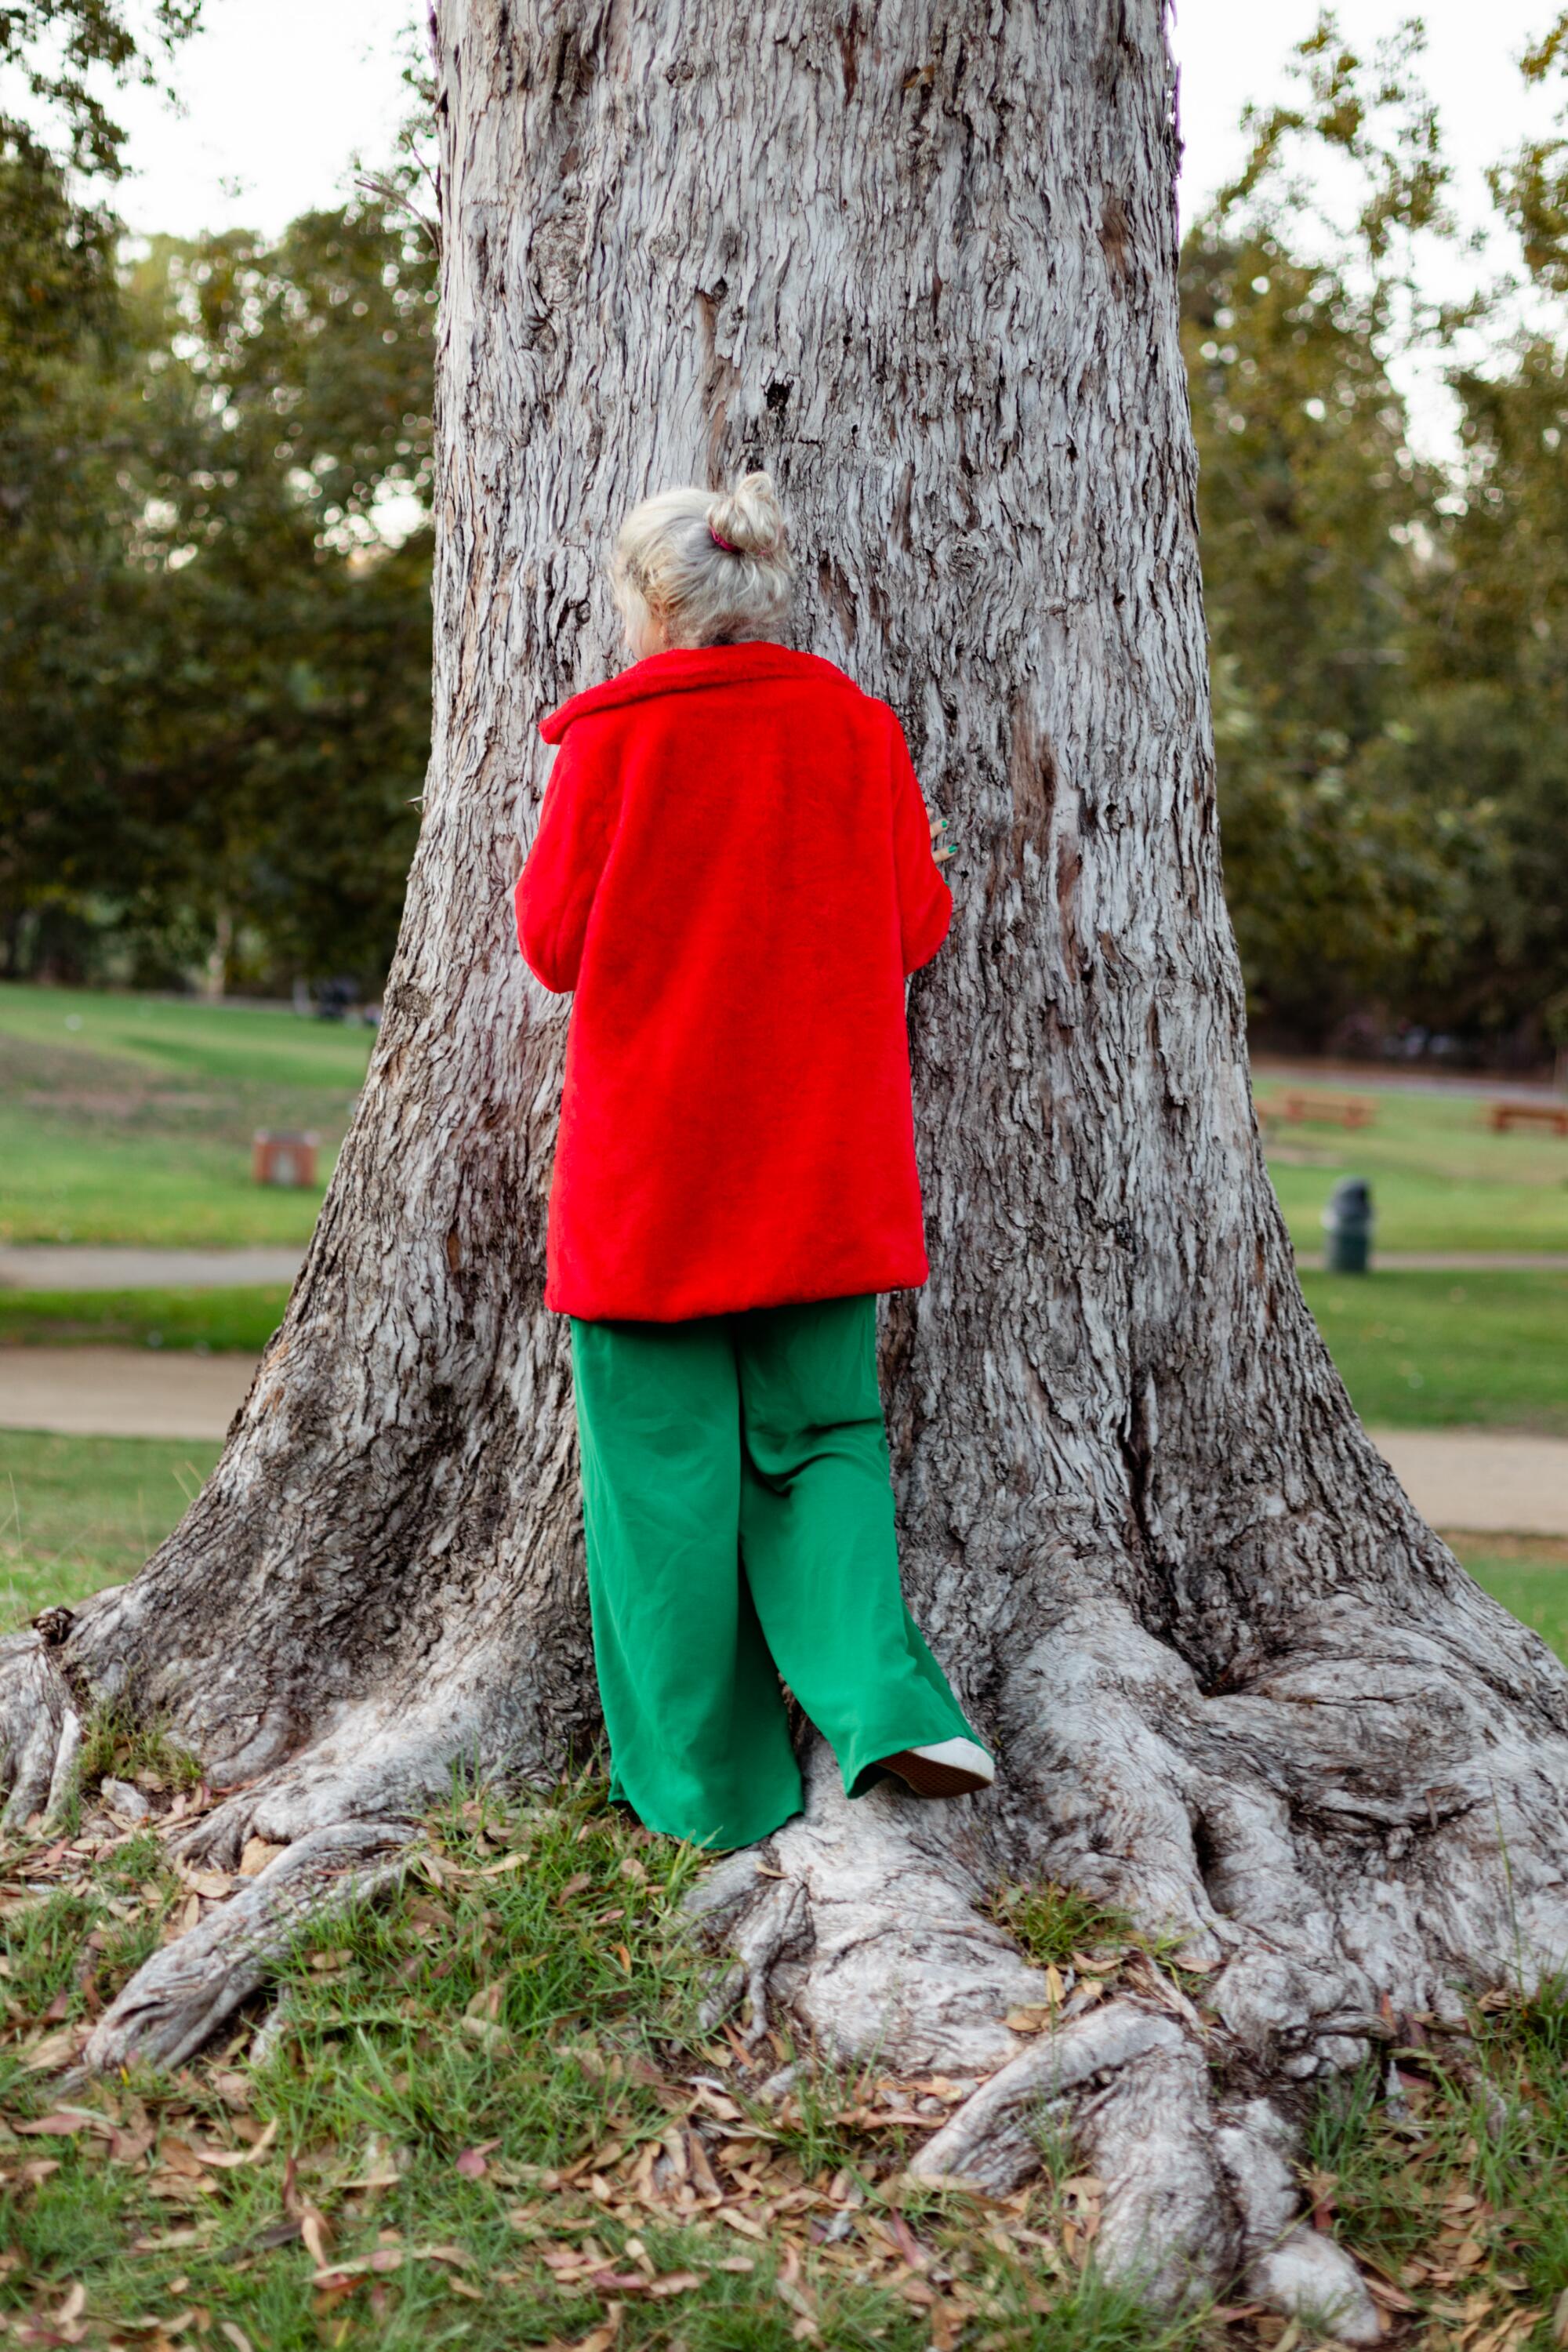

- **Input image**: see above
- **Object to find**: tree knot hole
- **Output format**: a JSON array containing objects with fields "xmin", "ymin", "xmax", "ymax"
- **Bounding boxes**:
[
  {"xmin": 1099, "ymin": 193, "xmax": 1133, "ymax": 292},
  {"xmin": 837, "ymin": 5, "xmax": 862, "ymax": 102},
  {"xmin": 386, "ymin": 981, "xmax": 433, "ymax": 1025},
  {"xmin": 1007, "ymin": 702, "xmax": 1057, "ymax": 881}
]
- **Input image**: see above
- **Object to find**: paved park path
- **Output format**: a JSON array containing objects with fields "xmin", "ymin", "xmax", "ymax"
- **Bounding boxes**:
[
  {"xmin": 0, "ymin": 1245, "xmax": 303, "ymax": 1291},
  {"xmin": 0, "ymin": 1348, "xmax": 255, "ymax": 1440},
  {"xmin": 5, "ymin": 1243, "xmax": 1567, "ymax": 1292},
  {"xmin": 0, "ymin": 1345, "xmax": 1564, "ymax": 1538}
]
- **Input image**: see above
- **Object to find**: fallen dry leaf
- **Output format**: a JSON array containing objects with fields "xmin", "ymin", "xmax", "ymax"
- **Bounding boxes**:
[
  {"xmin": 459, "ymin": 2015, "xmax": 508, "ymax": 2049},
  {"xmin": 238, "ymin": 1839, "xmax": 284, "ymax": 1878},
  {"xmin": 13, "ymin": 2108, "xmax": 112, "ymax": 2139},
  {"xmin": 645, "ymin": 2270, "xmax": 702, "ymax": 2297},
  {"xmin": 178, "ymin": 1867, "xmax": 234, "ymax": 1900},
  {"xmin": 21, "ymin": 2027, "xmax": 82, "ymax": 2071},
  {"xmin": 190, "ymin": 2119, "xmax": 278, "ymax": 2169},
  {"xmin": 299, "ymin": 2211, "xmax": 333, "ymax": 2268},
  {"xmin": 564, "ymin": 2323, "xmax": 621, "ymax": 2352}
]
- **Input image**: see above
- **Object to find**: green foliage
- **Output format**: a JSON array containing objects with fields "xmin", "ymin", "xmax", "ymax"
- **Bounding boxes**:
[
  {"xmin": 0, "ymin": 4, "xmax": 205, "ymax": 978},
  {"xmin": 1183, "ymin": 221, "xmax": 1488, "ymax": 1034},
  {"xmin": 0, "ymin": 5, "xmax": 202, "ymax": 186},
  {"xmin": 1181, "ymin": 9, "xmax": 1568, "ymax": 1054},
  {"xmin": 1181, "ymin": 19, "xmax": 1495, "ymax": 1043},
  {"xmin": 1, "ymin": 201, "xmax": 436, "ymax": 990}
]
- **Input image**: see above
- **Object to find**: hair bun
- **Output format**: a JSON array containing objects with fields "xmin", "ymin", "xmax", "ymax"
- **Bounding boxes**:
[{"xmin": 705, "ymin": 470, "xmax": 787, "ymax": 561}]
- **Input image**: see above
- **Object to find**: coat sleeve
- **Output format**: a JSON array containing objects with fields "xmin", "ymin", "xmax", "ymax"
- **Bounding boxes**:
[
  {"xmin": 889, "ymin": 717, "xmax": 953, "ymax": 975},
  {"xmin": 513, "ymin": 730, "xmax": 618, "ymax": 993}
]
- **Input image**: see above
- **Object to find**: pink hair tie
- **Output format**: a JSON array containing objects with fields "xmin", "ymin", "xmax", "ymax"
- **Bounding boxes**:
[{"xmin": 709, "ymin": 524, "xmax": 740, "ymax": 554}]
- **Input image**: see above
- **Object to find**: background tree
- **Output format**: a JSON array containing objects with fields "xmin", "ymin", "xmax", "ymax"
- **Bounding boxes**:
[
  {"xmin": 1181, "ymin": 21, "xmax": 1492, "ymax": 1047},
  {"xmin": 3, "ymin": 0, "xmax": 1567, "ymax": 2323},
  {"xmin": 0, "ymin": 1, "xmax": 200, "ymax": 971},
  {"xmin": 0, "ymin": 202, "xmax": 435, "ymax": 991},
  {"xmin": 105, "ymin": 209, "xmax": 436, "ymax": 990},
  {"xmin": 1381, "ymin": 8, "xmax": 1568, "ymax": 1058}
]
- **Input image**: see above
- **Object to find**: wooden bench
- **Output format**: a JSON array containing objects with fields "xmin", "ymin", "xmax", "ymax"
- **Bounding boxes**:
[
  {"xmin": 1264, "ymin": 1091, "xmax": 1377, "ymax": 1132},
  {"xmin": 1488, "ymin": 1100, "xmax": 1568, "ymax": 1137}
]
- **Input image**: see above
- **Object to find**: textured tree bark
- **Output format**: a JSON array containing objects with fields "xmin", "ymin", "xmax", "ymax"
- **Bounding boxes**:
[{"xmin": 6, "ymin": 0, "xmax": 1568, "ymax": 2319}]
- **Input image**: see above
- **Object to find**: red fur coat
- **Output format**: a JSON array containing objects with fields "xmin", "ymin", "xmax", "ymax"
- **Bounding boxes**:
[{"xmin": 515, "ymin": 641, "xmax": 951, "ymax": 1322}]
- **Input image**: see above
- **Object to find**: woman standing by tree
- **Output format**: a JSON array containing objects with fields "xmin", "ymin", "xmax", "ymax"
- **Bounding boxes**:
[{"xmin": 514, "ymin": 470, "xmax": 994, "ymax": 1847}]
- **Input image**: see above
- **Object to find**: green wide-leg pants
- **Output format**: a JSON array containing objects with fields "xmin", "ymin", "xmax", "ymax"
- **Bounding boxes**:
[{"xmin": 569, "ymin": 1293, "xmax": 981, "ymax": 1850}]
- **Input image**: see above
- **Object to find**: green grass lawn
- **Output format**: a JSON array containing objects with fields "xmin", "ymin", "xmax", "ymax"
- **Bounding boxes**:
[
  {"xmin": 0, "ymin": 984, "xmax": 372, "ymax": 1246},
  {"xmin": 0, "ymin": 1286, "xmax": 289, "ymax": 1356},
  {"xmin": 1458, "ymin": 1538, "xmax": 1568, "ymax": 1660},
  {"xmin": 1298, "ymin": 1269, "xmax": 1568, "ymax": 1436},
  {"xmin": 0, "ymin": 1432, "xmax": 220, "ymax": 1626},
  {"xmin": 1257, "ymin": 1076, "xmax": 1568, "ymax": 1255}
]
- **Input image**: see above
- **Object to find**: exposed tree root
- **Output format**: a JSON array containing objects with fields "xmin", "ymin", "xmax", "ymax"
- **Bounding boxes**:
[
  {"xmin": 690, "ymin": 1739, "xmax": 1044, "ymax": 2072},
  {"xmin": 0, "ymin": 1633, "xmax": 77, "ymax": 1832},
  {"xmin": 688, "ymin": 1679, "xmax": 1568, "ymax": 2328},
  {"xmin": 78, "ymin": 1819, "xmax": 415, "ymax": 2074}
]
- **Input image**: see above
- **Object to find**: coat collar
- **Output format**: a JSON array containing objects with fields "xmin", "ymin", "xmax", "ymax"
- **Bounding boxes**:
[{"xmin": 540, "ymin": 642, "xmax": 858, "ymax": 743}]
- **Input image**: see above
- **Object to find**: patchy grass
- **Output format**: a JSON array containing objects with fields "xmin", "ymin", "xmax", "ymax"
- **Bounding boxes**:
[
  {"xmin": 2, "ymin": 1781, "xmax": 1568, "ymax": 2349},
  {"xmin": 0, "ymin": 1287, "xmax": 290, "ymax": 1356},
  {"xmin": 1302, "ymin": 1978, "xmax": 1568, "ymax": 2343},
  {"xmin": 989, "ymin": 1881, "xmax": 1145, "ymax": 1971},
  {"xmin": 75, "ymin": 1700, "xmax": 202, "ymax": 1804},
  {"xmin": 0, "ymin": 1783, "xmax": 1193, "ymax": 2351},
  {"xmin": 1298, "ymin": 1271, "xmax": 1568, "ymax": 1436},
  {"xmin": 0, "ymin": 984, "xmax": 372, "ymax": 1246},
  {"xmin": 0, "ymin": 1432, "xmax": 220, "ymax": 1629}
]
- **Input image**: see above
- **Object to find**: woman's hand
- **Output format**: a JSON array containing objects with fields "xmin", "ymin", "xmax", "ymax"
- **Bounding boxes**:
[{"xmin": 930, "ymin": 815, "xmax": 956, "ymax": 865}]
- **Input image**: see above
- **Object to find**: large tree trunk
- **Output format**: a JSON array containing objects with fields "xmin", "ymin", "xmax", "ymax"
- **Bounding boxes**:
[{"xmin": 6, "ymin": 0, "xmax": 1568, "ymax": 2320}]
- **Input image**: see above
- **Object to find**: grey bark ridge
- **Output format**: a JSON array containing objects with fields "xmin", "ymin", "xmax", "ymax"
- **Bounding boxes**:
[{"xmin": 0, "ymin": 0, "xmax": 1565, "ymax": 2325}]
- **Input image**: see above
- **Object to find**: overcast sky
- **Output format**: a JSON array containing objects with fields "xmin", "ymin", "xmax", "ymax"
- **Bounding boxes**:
[
  {"xmin": 110, "ymin": 0, "xmax": 1563, "ymax": 237},
  {"xmin": 106, "ymin": 0, "xmax": 1565, "ymax": 451}
]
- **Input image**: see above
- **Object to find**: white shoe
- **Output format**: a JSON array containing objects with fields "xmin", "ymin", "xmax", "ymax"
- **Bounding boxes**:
[{"xmin": 879, "ymin": 1737, "xmax": 995, "ymax": 1798}]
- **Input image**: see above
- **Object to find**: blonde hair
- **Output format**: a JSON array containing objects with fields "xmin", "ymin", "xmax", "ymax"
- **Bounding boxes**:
[{"xmin": 611, "ymin": 470, "xmax": 793, "ymax": 657}]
